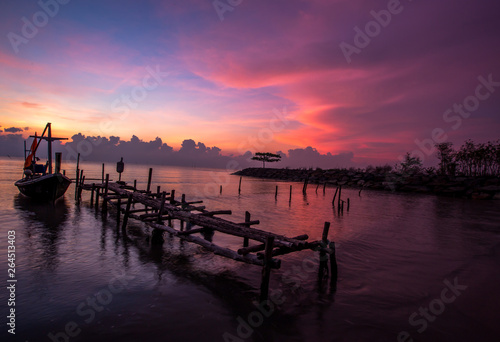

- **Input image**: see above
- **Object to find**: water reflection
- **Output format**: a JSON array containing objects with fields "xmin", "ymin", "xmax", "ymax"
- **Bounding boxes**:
[
  {"xmin": 14, "ymin": 194, "xmax": 69, "ymax": 271},
  {"xmin": 14, "ymin": 194, "xmax": 69, "ymax": 229}
]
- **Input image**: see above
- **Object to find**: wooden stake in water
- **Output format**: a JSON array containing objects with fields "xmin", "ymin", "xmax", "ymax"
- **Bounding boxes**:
[
  {"xmin": 275, "ymin": 185, "xmax": 278, "ymax": 200},
  {"xmin": 90, "ymin": 183, "xmax": 95, "ymax": 206},
  {"xmin": 158, "ymin": 191, "xmax": 166, "ymax": 223},
  {"xmin": 289, "ymin": 185, "xmax": 292, "ymax": 203},
  {"xmin": 319, "ymin": 222, "xmax": 330, "ymax": 279},
  {"xmin": 146, "ymin": 168, "xmax": 153, "ymax": 194},
  {"xmin": 101, "ymin": 163, "xmax": 105, "ymax": 183},
  {"xmin": 330, "ymin": 241, "xmax": 338, "ymax": 289},
  {"xmin": 75, "ymin": 153, "xmax": 80, "ymax": 200},
  {"xmin": 95, "ymin": 188, "xmax": 100, "ymax": 211},
  {"xmin": 238, "ymin": 176, "xmax": 242, "ymax": 194},
  {"xmin": 332, "ymin": 187, "xmax": 339, "ymax": 205},
  {"xmin": 103, "ymin": 174, "xmax": 109, "ymax": 214}
]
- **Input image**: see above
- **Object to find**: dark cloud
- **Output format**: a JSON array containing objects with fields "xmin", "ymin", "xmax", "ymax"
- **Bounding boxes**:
[
  {"xmin": 4, "ymin": 127, "xmax": 24, "ymax": 133},
  {"xmin": 0, "ymin": 134, "xmax": 24, "ymax": 156},
  {"xmin": 58, "ymin": 134, "xmax": 356, "ymax": 169}
]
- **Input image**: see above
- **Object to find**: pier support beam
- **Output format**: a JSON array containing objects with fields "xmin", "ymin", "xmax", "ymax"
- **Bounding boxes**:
[
  {"xmin": 122, "ymin": 193, "xmax": 133, "ymax": 232},
  {"xmin": 260, "ymin": 236, "xmax": 275, "ymax": 301},
  {"xmin": 318, "ymin": 222, "xmax": 330, "ymax": 280}
]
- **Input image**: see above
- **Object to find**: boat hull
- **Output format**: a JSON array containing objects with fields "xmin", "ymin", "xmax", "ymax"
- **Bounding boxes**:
[{"xmin": 15, "ymin": 173, "xmax": 72, "ymax": 201}]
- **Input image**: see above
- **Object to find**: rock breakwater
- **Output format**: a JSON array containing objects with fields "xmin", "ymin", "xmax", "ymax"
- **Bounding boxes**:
[{"xmin": 233, "ymin": 168, "xmax": 500, "ymax": 199}]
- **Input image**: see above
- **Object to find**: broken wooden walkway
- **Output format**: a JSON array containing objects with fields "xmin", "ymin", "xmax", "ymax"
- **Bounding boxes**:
[{"xmin": 78, "ymin": 169, "xmax": 337, "ymax": 300}]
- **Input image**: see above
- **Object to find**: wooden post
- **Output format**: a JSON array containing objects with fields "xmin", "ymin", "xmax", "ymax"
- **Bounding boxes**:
[
  {"xmin": 103, "ymin": 174, "xmax": 109, "ymax": 214},
  {"xmin": 316, "ymin": 183, "xmax": 319, "ymax": 193},
  {"xmin": 95, "ymin": 188, "xmax": 100, "ymax": 211},
  {"xmin": 347, "ymin": 198, "xmax": 350, "ymax": 211},
  {"xmin": 145, "ymin": 168, "xmax": 153, "ymax": 213},
  {"xmin": 330, "ymin": 241, "xmax": 338, "ymax": 289},
  {"xmin": 101, "ymin": 163, "xmax": 105, "ymax": 183},
  {"xmin": 158, "ymin": 191, "xmax": 166, "ymax": 223},
  {"xmin": 146, "ymin": 168, "xmax": 153, "ymax": 193},
  {"xmin": 337, "ymin": 186, "xmax": 342, "ymax": 207},
  {"xmin": 180, "ymin": 194, "xmax": 186, "ymax": 231},
  {"xmin": 122, "ymin": 194, "xmax": 133, "ymax": 231},
  {"xmin": 75, "ymin": 153, "xmax": 80, "ymax": 200},
  {"xmin": 238, "ymin": 176, "xmax": 242, "ymax": 194},
  {"xmin": 302, "ymin": 177, "xmax": 308, "ymax": 194},
  {"xmin": 275, "ymin": 185, "xmax": 278, "ymax": 200},
  {"xmin": 260, "ymin": 236, "xmax": 275, "ymax": 301},
  {"xmin": 220, "ymin": 185, "xmax": 222, "ymax": 194},
  {"xmin": 359, "ymin": 188, "xmax": 362, "ymax": 196},
  {"xmin": 319, "ymin": 222, "xmax": 330, "ymax": 280},
  {"xmin": 289, "ymin": 185, "xmax": 292, "ymax": 203},
  {"xmin": 243, "ymin": 211, "xmax": 250, "ymax": 247},
  {"xmin": 79, "ymin": 170, "xmax": 84, "ymax": 201},
  {"xmin": 78, "ymin": 175, "xmax": 85, "ymax": 201},
  {"xmin": 170, "ymin": 189, "xmax": 175, "ymax": 204},
  {"xmin": 116, "ymin": 197, "xmax": 121, "ymax": 228},
  {"xmin": 155, "ymin": 186, "xmax": 161, "ymax": 213},
  {"xmin": 151, "ymin": 228, "xmax": 164, "ymax": 245},
  {"xmin": 90, "ymin": 183, "xmax": 95, "ymax": 206},
  {"xmin": 332, "ymin": 187, "xmax": 339, "ymax": 205},
  {"xmin": 133, "ymin": 179, "xmax": 137, "ymax": 191},
  {"xmin": 323, "ymin": 182, "xmax": 326, "ymax": 194}
]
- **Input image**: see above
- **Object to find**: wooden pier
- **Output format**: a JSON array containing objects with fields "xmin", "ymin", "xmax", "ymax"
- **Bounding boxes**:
[{"xmin": 78, "ymin": 169, "xmax": 337, "ymax": 300}]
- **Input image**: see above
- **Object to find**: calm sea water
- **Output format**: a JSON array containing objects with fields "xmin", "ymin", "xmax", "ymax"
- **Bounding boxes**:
[{"xmin": 1, "ymin": 156, "xmax": 499, "ymax": 342}]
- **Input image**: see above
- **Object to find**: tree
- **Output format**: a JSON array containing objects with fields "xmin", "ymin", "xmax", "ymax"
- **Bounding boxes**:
[
  {"xmin": 398, "ymin": 152, "xmax": 422, "ymax": 174},
  {"xmin": 435, "ymin": 142, "xmax": 455, "ymax": 175},
  {"xmin": 251, "ymin": 152, "xmax": 281, "ymax": 168}
]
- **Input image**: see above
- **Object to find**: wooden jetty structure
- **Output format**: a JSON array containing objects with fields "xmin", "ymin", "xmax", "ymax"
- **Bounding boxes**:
[{"xmin": 78, "ymin": 168, "xmax": 337, "ymax": 301}]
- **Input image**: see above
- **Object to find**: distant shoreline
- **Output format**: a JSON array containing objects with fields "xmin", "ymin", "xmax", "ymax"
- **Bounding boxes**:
[{"xmin": 233, "ymin": 168, "xmax": 500, "ymax": 200}]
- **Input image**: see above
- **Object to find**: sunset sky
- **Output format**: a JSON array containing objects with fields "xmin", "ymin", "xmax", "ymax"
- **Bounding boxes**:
[{"xmin": 1, "ymin": 0, "xmax": 499, "ymax": 166}]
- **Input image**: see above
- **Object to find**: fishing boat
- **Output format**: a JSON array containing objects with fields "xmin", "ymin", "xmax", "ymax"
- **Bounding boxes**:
[{"xmin": 14, "ymin": 123, "xmax": 72, "ymax": 201}]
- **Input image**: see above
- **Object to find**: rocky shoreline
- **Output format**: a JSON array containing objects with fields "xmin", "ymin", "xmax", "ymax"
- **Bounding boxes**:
[{"xmin": 233, "ymin": 168, "xmax": 500, "ymax": 200}]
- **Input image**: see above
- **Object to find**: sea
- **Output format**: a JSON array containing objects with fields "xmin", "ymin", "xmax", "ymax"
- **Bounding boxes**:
[{"xmin": 1, "ymin": 156, "xmax": 499, "ymax": 342}]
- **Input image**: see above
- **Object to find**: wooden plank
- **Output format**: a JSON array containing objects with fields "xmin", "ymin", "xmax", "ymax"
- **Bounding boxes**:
[
  {"xmin": 238, "ymin": 234, "xmax": 309, "ymax": 255},
  {"xmin": 146, "ymin": 221, "xmax": 281, "ymax": 269},
  {"xmin": 199, "ymin": 210, "xmax": 232, "ymax": 216}
]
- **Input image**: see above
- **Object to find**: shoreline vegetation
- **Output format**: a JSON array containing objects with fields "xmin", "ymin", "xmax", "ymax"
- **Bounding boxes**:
[
  {"xmin": 235, "ymin": 140, "xmax": 500, "ymax": 199},
  {"xmin": 233, "ymin": 167, "xmax": 500, "ymax": 200}
]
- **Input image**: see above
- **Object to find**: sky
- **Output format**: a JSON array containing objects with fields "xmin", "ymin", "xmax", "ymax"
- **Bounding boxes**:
[{"xmin": 1, "ymin": 0, "xmax": 499, "ymax": 168}]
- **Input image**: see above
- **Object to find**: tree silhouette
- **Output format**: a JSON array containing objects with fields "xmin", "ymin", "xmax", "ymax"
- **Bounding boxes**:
[
  {"xmin": 435, "ymin": 142, "xmax": 456, "ymax": 175},
  {"xmin": 398, "ymin": 152, "xmax": 422, "ymax": 174},
  {"xmin": 251, "ymin": 152, "xmax": 281, "ymax": 168}
]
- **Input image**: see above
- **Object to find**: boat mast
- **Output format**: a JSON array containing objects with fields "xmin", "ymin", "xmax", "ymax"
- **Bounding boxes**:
[
  {"xmin": 48, "ymin": 122, "xmax": 52, "ymax": 174},
  {"xmin": 29, "ymin": 123, "xmax": 68, "ymax": 174}
]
